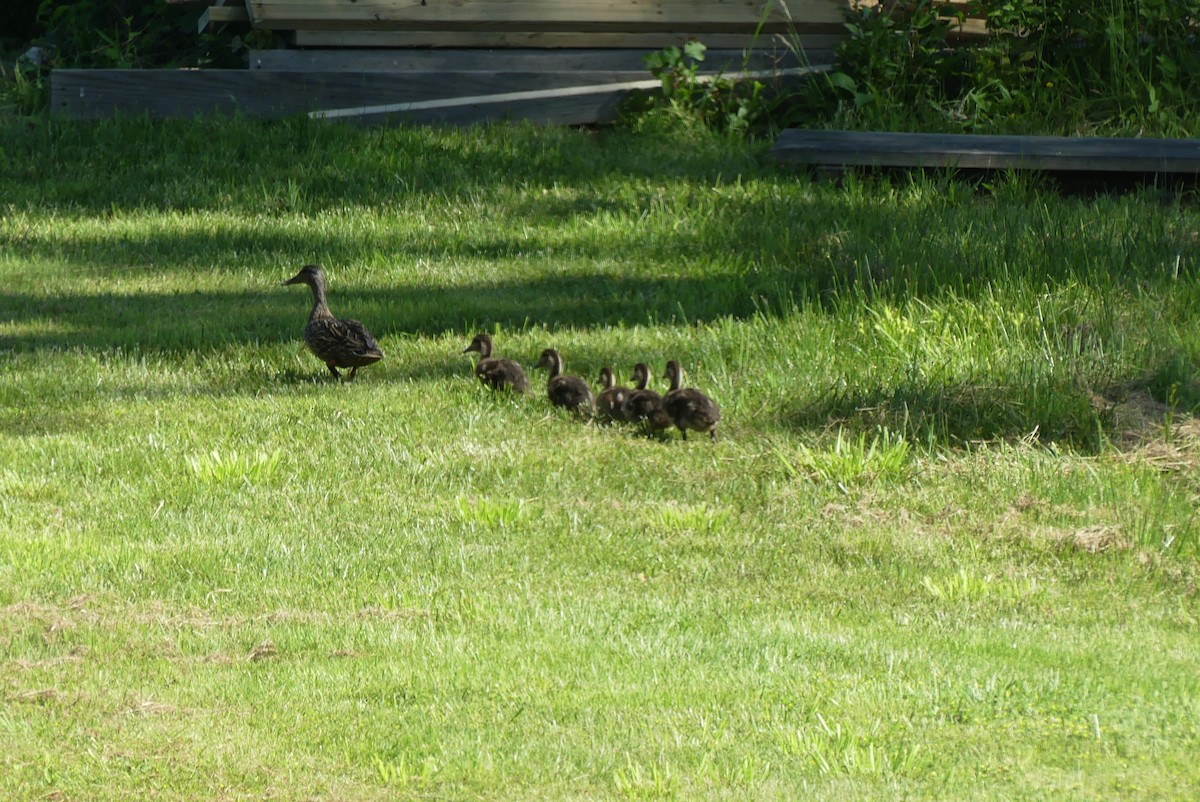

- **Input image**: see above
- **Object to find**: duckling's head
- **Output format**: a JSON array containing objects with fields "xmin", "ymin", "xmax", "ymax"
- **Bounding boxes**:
[
  {"xmin": 630, "ymin": 363, "xmax": 650, "ymax": 389},
  {"xmin": 534, "ymin": 348, "xmax": 561, "ymax": 373},
  {"xmin": 281, "ymin": 264, "xmax": 326, "ymax": 288},
  {"xmin": 663, "ymin": 360, "xmax": 683, "ymax": 388},
  {"xmin": 598, "ymin": 367, "xmax": 615, "ymax": 389},
  {"xmin": 462, "ymin": 333, "xmax": 493, "ymax": 356}
]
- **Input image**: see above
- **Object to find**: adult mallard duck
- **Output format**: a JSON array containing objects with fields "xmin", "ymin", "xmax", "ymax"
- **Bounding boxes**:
[
  {"xmin": 534, "ymin": 348, "xmax": 595, "ymax": 416},
  {"xmin": 462, "ymin": 333, "xmax": 529, "ymax": 393},
  {"xmin": 595, "ymin": 367, "xmax": 630, "ymax": 423},
  {"xmin": 281, "ymin": 264, "xmax": 383, "ymax": 380},
  {"xmin": 621, "ymin": 362, "xmax": 671, "ymax": 432},
  {"xmin": 662, "ymin": 360, "xmax": 721, "ymax": 441}
]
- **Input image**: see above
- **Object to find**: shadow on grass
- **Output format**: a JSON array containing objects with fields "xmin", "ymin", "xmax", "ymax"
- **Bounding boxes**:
[
  {"xmin": 780, "ymin": 363, "xmax": 1200, "ymax": 451},
  {"xmin": 0, "ymin": 267, "xmax": 810, "ymax": 354}
]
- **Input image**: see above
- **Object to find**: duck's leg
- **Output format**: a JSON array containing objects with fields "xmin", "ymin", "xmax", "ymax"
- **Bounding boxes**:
[
  {"xmin": 347, "ymin": 366, "xmax": 359, "ymax": 381},
  {"xmin": 709, "ymin": 428, "xmax": 718, "ymax": 442},
  {"xmin": 681, "ymin": 429, "xmax": 689, "ymax": 441},
  {"xmin": 326, "ymin": 363, "xmax": 342, "ymax": 379}
]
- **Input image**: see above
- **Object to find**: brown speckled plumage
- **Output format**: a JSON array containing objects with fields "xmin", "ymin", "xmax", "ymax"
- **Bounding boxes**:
[
  {"xmin": 462, "ymin": 333, "xmax": 529, "ymax": 393},
  {"xmin": 534, "ymin": 348, "xmax": 595, "ymax": 416},
  {"xmin": 621, "ymin": 363, "xmax": 671, "ymax": 432},
  {"xmin": 595, "ymin": 367, "xmax": 630, "ymax": 423},
  {"xmin": 281, "ymin": 265, "xmax": 383, "ymax": 380},
  {"xmin": 662, "ymin": 360, "xmax": 721, "ymax": 441}
]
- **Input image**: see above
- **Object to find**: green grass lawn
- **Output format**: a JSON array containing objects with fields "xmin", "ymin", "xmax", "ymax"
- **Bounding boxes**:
[{"xmin": 2, "ymin": 115, "xmax": 1199, "ymax": 800}]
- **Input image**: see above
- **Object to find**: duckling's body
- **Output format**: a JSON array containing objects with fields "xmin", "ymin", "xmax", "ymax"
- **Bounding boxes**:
[
  {"xmin": 595, "ymin": 367, "xmax": 630, "ymax": 423},
  {"xmin": 462, "ymin": 333, "xmax": 529, "ymax": 393},
  {"xmin": 534, "ymin": 348, "xmax": 595, "ymax": 416},
  {"xmin": 662, "ymin": 360, "xmax": 721, "ymax": 441},
  {"xmin": 282, "ymin": 265, "xmax": 383, "ymax": 380},
  {"xmin": 622, "ymin": 363, "xmax": 671, "ymax": 432}
]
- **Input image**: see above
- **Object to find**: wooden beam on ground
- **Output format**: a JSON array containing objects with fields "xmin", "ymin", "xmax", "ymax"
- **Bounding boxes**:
[
  {"xmin": 50, "ymin": 65, "xmax": 825, "ymax": 125},
  {"xmin": 246, "ymin": 0, "xmax": 847, "ymax": 32},
  {"xmin": 198, "ymin": 5, "xmax": 251, "ymax": 33},
  {"xmin": 770, "ymin": 129, "xmax": 1200, "ymax": 174},
  {"xmin": 308, "ymin": 65, "xmax": 825, "ymax": 123},
  {"xmin": 248, "ymin": 47, "xmax": 821, "ymax": 73},
  {"xmin": 49, "ymin": 68, "xmax": 650, "ymax": 122},
  {"xmin": 287, "ymin": 30, "xmax": 842, "ymax": 50}
]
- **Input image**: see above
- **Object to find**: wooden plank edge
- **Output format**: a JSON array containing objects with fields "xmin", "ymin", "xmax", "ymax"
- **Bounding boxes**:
[
  {"xmin": 287, "ymin": 30, "xmax": 844, "ymax": 49},
  {"xmin": 308, "ymin": 64, "xmax": 830, "ymax": 120},
  {"xmin": 199, "ymin": 6, "xmax": 251, "ymax": 33}
]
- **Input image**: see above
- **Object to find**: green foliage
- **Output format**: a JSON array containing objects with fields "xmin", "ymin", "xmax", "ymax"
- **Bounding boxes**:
[
  {"xmin": 32, "ymin": 0, "xmax": 249, "ymax": 70},
  {"xmin": 798, "ymin": 0, "xmax": 1200, "ymax": 134},
  {"xmin": 623, "ymin": 41, "xmax": 780, "ymax": 136},
  {"xmin": 0, "ymin": 60, "xmax": 48, "ymax": 116}
]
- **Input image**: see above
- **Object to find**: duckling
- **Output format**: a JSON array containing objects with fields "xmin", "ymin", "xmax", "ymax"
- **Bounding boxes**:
[
  {"xmin": 281, "ymin": 264, "xmax": 383, "ymax": 380},
  {"xmin": 621, "ymin": 362, "xmax": 672, "ymax": 432},
  {"xmin": 662, "ymin": 360, "xmax": 721, "ymax": 441},
  {"xmin": 462, "ymin": 333, "xmax": 529, "ymax": 393},
  {"xmin": 534, "ymin": 348, "xmax": 595, "ymax": 416},
  {"xmin": 595, "ymin": 367, "xmax": 631, "ymax": 423},
  {"xmin": 662, "ymin": 360, "xmax": 715, "ymax": 441}
]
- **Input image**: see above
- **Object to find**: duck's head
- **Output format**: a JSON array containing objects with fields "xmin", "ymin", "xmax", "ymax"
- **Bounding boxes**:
[
  {"xmin": 630, "ymin": 363, "xmax": 651, "ymax": 389},
  {"xmin": 534, "ymin": 348, "xmax": 561, "ymax": 373},
  {"xmin": 463, "ymin": 333, "xmax": 493, "ymax": 356},
  {"xmin": 281, "ymin": 264, "xmax": 325, "ymax": 288},
  {"xmin": 598, "ymin": 367, "xmax": 615, "ymax": 389}
]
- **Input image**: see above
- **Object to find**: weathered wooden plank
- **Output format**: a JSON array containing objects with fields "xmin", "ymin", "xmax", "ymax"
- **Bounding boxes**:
[
  {"xmin": 288, "ymin": 29, "xmax": 842, "ymax": 50},
  {"xmin": 198, "ymin": 5, "xmax": 251, "ymax": 33},
  {"xmin": 310, "ymin": 65, "xmax": 822, "ymax": 122},
  {"xmin": 770, "ymin": 129, "xmax": 1200, "ymax": 173},
  {"xmin": 51, "ymin": 69, "xmax": 654, "ymax": 121},
  {"xmin": 248, "ymin": 46, "xmax": 819, "ymax": 73},
  {"xmin": 246, "ymin": 0, "xmax": 847, "ymax": 32}
]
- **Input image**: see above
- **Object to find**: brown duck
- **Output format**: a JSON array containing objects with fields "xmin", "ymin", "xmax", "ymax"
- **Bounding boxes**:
[
  {"xmin": 662, "ymin": 360, "xmax": 721, "ymax": 441},
  {"xmin": 595, "ymin": 367, "xmax": 631, "ymax": 423},
  {"xmin": 621, "ymin": 363, "xmax": 671, "ymax": 432},
  {"xmin": 281, "ymin": 264, "xmax": 383, "ymax": 380},
  {"xmin": 462, "ymin": 333, "xmax": 529, "ymax": 393},
  {"xmin": 534, "ymin": 348, "xmax": 595, "ymax": 416}
]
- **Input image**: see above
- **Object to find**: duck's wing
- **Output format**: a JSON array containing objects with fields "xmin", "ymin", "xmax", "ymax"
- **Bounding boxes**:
[{"xmin": 333, "ymin": 318, "xmax": 384, "ymax": 359}]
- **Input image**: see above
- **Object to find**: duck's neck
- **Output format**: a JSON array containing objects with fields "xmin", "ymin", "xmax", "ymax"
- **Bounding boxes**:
[
  {"xmin": 306, "ymin": 279, "xmax": 333, "ymax": 322},
  {"xmin": 633, "ymin": 369, "xmax": 648, "ymax": 390},
  {"xmin": 477, "ymin": 339, "xmax": 493, "ymax": 359},
  {"xmin": 546, "ymin": 356, "xmax": 562, "ymax": 379},
  {"xmin": 600, "ymin": 371, "xmax": 614, "ymax": 389}
]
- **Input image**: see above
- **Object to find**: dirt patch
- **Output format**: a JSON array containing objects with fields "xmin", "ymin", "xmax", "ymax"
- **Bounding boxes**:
[{"xmin": 1060, "ymin": 524, "xmax": 1131, "ymax": 554}]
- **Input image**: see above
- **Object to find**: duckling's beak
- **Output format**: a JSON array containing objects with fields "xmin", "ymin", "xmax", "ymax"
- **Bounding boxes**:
[
  {"xmin": 281, "ymin": 275, "xmax": 300, "ymax": 286},
  {"xmin": 461, "ymin": 345, "xmax": 474, "ymax": 354}
]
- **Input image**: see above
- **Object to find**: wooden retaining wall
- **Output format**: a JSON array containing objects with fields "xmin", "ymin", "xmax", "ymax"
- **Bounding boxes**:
[{"xmin": 52, "ymin": 0, "xmax": 977, "ymax": 123}]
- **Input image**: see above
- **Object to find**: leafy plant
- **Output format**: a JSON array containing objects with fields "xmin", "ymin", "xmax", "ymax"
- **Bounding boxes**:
[
  {"xmin": 625, "ymin": 40, "xmax": 781, "ymax": 136},
  {"xmin": 0, "ymin": 60, "xmax": 48, "ymax": 115}
]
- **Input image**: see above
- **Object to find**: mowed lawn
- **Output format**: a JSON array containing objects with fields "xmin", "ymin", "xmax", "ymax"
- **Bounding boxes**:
[{"xmin": 1, "ymin": 116, "xmax": 1199, "ymax": 800}]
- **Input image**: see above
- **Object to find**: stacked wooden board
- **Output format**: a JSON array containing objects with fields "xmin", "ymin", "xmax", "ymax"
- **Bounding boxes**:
[
  {"xmin": 770, "ymin": 129, "xmax": 1200, "ymax": 174},
  {"xmin": 55, "ymin": 0, "xmax": 987, "ymax": 123}
]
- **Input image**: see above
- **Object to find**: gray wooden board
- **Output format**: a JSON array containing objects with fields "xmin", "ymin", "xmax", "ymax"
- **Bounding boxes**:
[
  {"xmin": 771, "ymin": 129, "xmax": 1200, "ymax": 174},
  {"xmin": 248, "ymin": 47, "xmax": 817, "ymax": 72},
  {"xmin": 51, "ymin": 69, "xmax": 654, "ymax": 120},
  {"xmin": 288, "ymin": 29, "xmax": 843, "ymax": 50}
]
